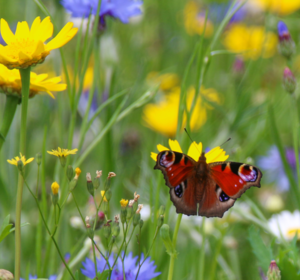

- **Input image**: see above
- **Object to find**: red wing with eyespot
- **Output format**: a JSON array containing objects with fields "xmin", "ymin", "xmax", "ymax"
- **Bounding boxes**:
[{"xmin": 209, "ymin": 161, "xmax": 262, "ymax": 199}]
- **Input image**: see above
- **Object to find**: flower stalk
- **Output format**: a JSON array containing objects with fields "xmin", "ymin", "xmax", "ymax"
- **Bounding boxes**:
[{"xmin": 15, "ymin": 67, "xmax": 31, "ymax": 280}]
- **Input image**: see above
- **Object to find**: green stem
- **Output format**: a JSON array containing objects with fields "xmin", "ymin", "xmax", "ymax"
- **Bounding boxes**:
[
  {"xmin": 15, "ymin": 67, "xmax": 31, "ymax": 280},
  {"xmin": 167, "ymin": 214, "xmax": 182, "ymax": 280},
  {"xmin": 0, "ymin": 95, "xmax": 19, "ymax": 151},
  {"xmin": 22, "ymin": 176, "xmax": 76, "ymax": 280},
  {"xmin": 199, "ymin": 218, "xmax": 206, "ymax": 280}
]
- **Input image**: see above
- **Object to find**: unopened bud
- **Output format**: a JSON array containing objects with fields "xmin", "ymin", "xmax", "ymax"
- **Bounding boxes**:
[
  {"xmin": 103, "ymin": 221, "xmax": 111, "ymax": 238},
  {"xmin": 136, "ymin": 204, "xmax": 143, "ymax": 214},
  {"xmin": 133, "ymin": 213, "xmax": 141, "ymax": 227},
  {"xmin": 159, "ymin": 205, "xmax": 165, "ymax": 216},
  {"xmin": 94, "ymin": 211, "xmax": 105, "ymax": 230},
  {"xmin": 105, "ymin": 189, "xmax": 112, "ymax": 201},
  {"xmin": 283, "ymin": 67, "xmax": 296, "ymax": 94},
  {"xmin": 93, "ymin": 170, "xmax": 102, "ymax": 189},
  {"xmin": 127, "ymin": 205, "xmax": 134, "ymax": 221},
  {"xmin": 267, "ymin": 260, "xmax": 281, "ymax": 280},
  {"xmin": 139, "ymin": 219, "xmax": 144, "ymax": 229},
  {"xmin": 69, "ymin": 177, "xmax": 78, "ymax": 192},
  {"xmin": 120, "ymin": 207, "xmax": 127, "ymax": 224},
  {"xmin": 86, "ymin": 173, "xmax": 94, "ymax": 196},
  {"xmin": 59, "ymin": 156, "xmax": 66, "ymax": 168},
  {"xmin": 104, "ymin": 172, "xmax": 116, "ymax": 190},
  {"xmin": 277, "ymin": 21, "xmax": 295, "ymax": 59},
  {"xmin": 160, "ymin": 224, "xmax": 177, "ymax": 256},
  {"xmin": 51, "ymin": 182, "xmax": 60, "ymax": 205},
  {"xmin": 0, "ymin": 269, "xmax": 14, "ymax": 280},
  {"xmin": 36, "ymin": 153, "xmax": 42, "ymax": 166},
  {"xmin": 103, "ymin": 201, "xmax": 109, "ymax": 215},
  {"xmin": 66, "ymin": 165, "xmax": 73, "ymax": 181}
]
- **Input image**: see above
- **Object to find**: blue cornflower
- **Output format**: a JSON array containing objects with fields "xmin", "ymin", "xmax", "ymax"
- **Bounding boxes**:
[
  {"xmin": 277, "ymin": 21, "xmax": 290, "ymax": 40},
  {"xmin": 21, "ymin": 275, "xmax": 56, "ymax": 280},
  {"xmin": 61, "ymin": 0, "xmax": 143, "ymax": 25},
  {"xmin": 257, "ymin": 146, "xmax": 299, "ymax": 192},
  {"xmin": 81, "ymin": 252, "xmax": 160, "ymax": 279}
]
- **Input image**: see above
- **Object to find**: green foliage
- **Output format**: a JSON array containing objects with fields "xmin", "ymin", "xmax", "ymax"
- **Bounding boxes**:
[{"xmin": 248, "ymin": 226, "xmax": 273, "ymax": 272}]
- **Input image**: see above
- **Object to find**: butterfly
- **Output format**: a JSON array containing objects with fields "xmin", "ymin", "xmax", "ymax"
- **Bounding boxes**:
[{"xmin": 154, "ymin": 150, "xmax": 262, "ymax": 218}]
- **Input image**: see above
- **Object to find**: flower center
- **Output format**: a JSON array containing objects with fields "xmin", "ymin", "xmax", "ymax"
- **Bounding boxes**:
[
  {"xmin": 5, "ymin": 39, "xmax": 38, "ymax": 58},
  {"xmin": 286, "ymin": 228, "xmax": 300, "ymax": 239}
]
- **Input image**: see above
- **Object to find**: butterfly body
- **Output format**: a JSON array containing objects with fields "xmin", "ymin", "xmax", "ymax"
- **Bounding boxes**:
[{"xmin": 154, "ymin": 150, "xmax": 262, "ymax": 218}]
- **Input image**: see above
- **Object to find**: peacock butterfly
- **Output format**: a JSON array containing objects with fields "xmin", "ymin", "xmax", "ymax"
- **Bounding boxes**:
[{"xmin": 154, "ymin": 150, "xmax": 262, "ymax": 218}]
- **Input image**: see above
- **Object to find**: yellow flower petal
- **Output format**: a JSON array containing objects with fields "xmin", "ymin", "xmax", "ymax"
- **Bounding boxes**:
[
  {"xmin": 157, "ymin": 144, "xmax": 169, "ymax": 152},
  {"xmin": 205, "ymin": 147, "xmax": 229, "ymax": 163},
  {"xmin": 0, "ymin": 19, "xmax": 15, "ymax": 45},
  {"xmin": 168, "ymin": 139, "xmax": 183, "ymax": 153},
  {"xmin": 187, "ymin": 141, "xmax": 203, "ymax": 161},
  {"xmin": 151, "ymin": 152, "xmax": 158, "ymax": 161},
  {"xmin": 15, "ymin": 21, "xmax": 30, "ymax": 39}
]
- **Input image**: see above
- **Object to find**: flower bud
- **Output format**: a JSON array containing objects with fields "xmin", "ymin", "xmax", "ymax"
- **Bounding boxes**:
[
  {"xmin": 136, "ymin": 204, "xmax": 143, "ymax": 214},
  {"xmin": 69, "ymin": 178, "xmax": 78, "ymax": 192},
  {"xmin": 158, "ymin": 215, "xmax": 164, "ymax": 228},
  {"xmin": 0, "ymin": 269, "xmax": 14, "ymax": 280},
  {"xmin": 51, "ymin": 182, "xmax": 60, "ymax": 205},
  {"xmin": 159, "ymin": 205, "xmax": 165, "ymax": 216},
  {"xmin": 93, "ymin": 170, "xmax": 102, "ymax": 189},
  {"xmin": 233, "ymin": 57, "xmax": 244, "ymax": 75},
  {"xmin": 105, "ymin": 189, "xmax": 112, "ymax": 202},
  {"xmin": 36, "ymin": 153, "xmax": 42, "ymax": 166},
  {"xmin": 139, "ymin": 219, "xmax": 144, "ymax": 229},
  {"xmin": 66, "ymin": 165, "xmax": 74, "ymax": 182},
  {"xmin": 120, "ymin": 207, "xmax": 127, "ymax": 224},
  {"xmin": 283, "ymin": 67, "xmax": 296, "ymax": 94},
  {"xmin": 267, "ymin": 260, "xmax": 281, "ymax": 280},
  {"xmin": 133, "ymin": 213, "xmax": 141, "ymax": 227},
  {"xmin": 277, "ymin": 21, "xmax": 295, "ymax": 59},
  {"xmin": 127, "ymin": 205, "xmax": 134, "ymax": 221},
  {"xmin": 103, "ymin": 201, "xmax": 109, "ymax": 215},
  {"xmin": 94, "ymin": 211, "xmax": 105, "ymax": 230},
  {"xmin": 120, "ymin": 199, "xmax": 128, "ymax": 208},
  {"xmin": 133, "ymin": 201, "xmax": 138, "ymax": 212},
  {"xmin": 104, "ymin": 172, "xmax": 116, "ymax": 190},
  {"xmin": 86, "ymin": 173, "xmax": 94, "ymax": 196},
  {"xmin": 103, "ymin": 221, "xmax": 112, "ymax": 238},
  {"xmin": 59, "ymin": 156, "xmax": 66, "ymax": 168},
  {"xmin": 101, "ymin": 191, "xmax": 108, "ymax": 202}
]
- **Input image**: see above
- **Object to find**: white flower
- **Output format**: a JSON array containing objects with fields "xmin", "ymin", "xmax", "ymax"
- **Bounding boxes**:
[{"xmin": 268, "ymin": 210, "xmax": 300, "ymax": 240}]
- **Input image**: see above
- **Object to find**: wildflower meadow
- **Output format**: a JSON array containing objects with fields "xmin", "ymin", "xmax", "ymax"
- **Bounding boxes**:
[{"xmin": 1, "ymin": 0, "xmax": 300, "ymax": 279}]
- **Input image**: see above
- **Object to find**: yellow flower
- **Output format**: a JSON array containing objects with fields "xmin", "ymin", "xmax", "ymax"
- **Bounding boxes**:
[
  {"xmin": 7, "ymin": 153, "xmax": 34, "ymax": 166},
  {"xmin": 250, "ymin": 0, "xmax": 300, "ymax": 15},
  {"xmin": 0, "ymin": 16, "xmax": 78, "ymax": 69},
  {"xmin": 143, "ymin": 86, "xmax": 220, "ymax": 137},
  {"xmin": 151, "ymin": 139, "xmax": 229, "ymax": 163},
  {"xmin": 120, "ymin": 199, "xmax": 129, "ymax": 208},
  {"xmin": 101, "ymin": 191, "xmax": 108, "ymax": 202},
  {"xmin": 51, "ymin": 182, "xmax": 60, "ymax": 195},
  {"xmin": 0, "ymin": 64, "xmax": 66, "ymax": 99},
  {"xmin": 47, "ymin": 147, "xmax": 78, "ymax": 157},
  {"xmin": 183, "ymin": 1, "xmax": 214, "ymax": 37},
  {"xmin": 223, "ymin": 24, "xmax": 277, "ymax": 60},
  {"xmin": 75, "ymin": 167, "xmax": 81, "ymax": 176},
  {"xmin": 147, "ymin": 72, "xmax": 180, "ymax": 92}
]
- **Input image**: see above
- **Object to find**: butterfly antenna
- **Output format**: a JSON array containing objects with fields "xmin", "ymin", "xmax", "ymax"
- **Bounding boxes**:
[
  {"xmin": 184, "ymin": 128, "xmax": 202, "ymax": 155},
  {"xmin": 220, "ymin": 138, "xmax": 231, "ymax": 147}
]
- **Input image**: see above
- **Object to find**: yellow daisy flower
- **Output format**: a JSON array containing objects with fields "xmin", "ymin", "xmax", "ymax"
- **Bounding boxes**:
[
  {"xmin": 183, "ymin": 1, "xmax": 214, "ymax": 37},
  {"xmin": 147, "ymin": 72, "xmax": 180, "ymax": 92},
  {"xmin": 47, "ymin": 147, "xmax": 78, "ymax": 157},
  {"xmin": 223, "ymin": 24, "xmax": 277, "ymax": 60},
  {"xmin": 143, "ymin": 86, "xmax": 220, "ymax": 137},
  {"xmin": 151, "ymin": 139, "xmax": 229, "ymax": 163},
  {"xmin": 101, "ymin": 191, "xmax": 108, "ymax": 202},
  {"xmin": 0, "ymin": 64, "xmax": 66, "ymax": 99},
  {"xmin": 7, "ymin": 153, "xmax": 34, "ymax": 166},
  {"xmin": 120, "ymin": 199, "xmax": 129, "ymax": 208},
  {"xmin": 250, "ymin": 0, "xmax": 300, "ymax": 15},
  {"xmin": 0, "ymin": 16, "xmax": 78, "ymax": 69}
]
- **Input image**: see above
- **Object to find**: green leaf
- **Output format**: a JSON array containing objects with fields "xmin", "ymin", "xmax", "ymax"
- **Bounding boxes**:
[
  {"xmin": 248, "ymin": 226, "xmax": 273, "ymax": 272},
  {"xmin": 278, "ymin": 256, "xmax": 300, "ymax": 280},
  {"xmin": 97, "ymin": 269, "xmax": 111, "ymax": 280},
  {"xmin": 0, "ymin": 215, "xmax": 13, "ymax": 243}
]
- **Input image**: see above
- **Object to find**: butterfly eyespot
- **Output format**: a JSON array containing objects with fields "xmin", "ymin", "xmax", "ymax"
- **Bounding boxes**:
[
  {"xmin": 239, "ymin": 165, "xmax": 258, "ymax": 182},
  {"xmin": 174, "ymin": 184, "xmax": 183, "ymax": 198},
  {"xmin": 219, "ymin": 191, "xmax": 230, "ymax": 202}
]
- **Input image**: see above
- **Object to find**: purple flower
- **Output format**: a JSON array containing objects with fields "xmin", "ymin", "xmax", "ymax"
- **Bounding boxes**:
[
  {"xmin": 257, "ymin": 146, "xmax": 299, "ymax": 192},
  {"xmin": 61, "ymin": 0, "xmax": 143, "ymax": 25},
  {"xmin": 277, "ymin": 21, "xmax": 290, "ymax": 41},
  {"xmin": 81, "ymin": 252, "xmax": 160, "ymax": 280}
]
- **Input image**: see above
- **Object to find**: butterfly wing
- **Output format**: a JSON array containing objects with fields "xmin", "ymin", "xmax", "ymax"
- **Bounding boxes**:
[
  {"xmin": 208, "ymin": 161, "xmax": 262, "ymax": 199},
  {"xmin": 154, "ymin": 150, "xmax": 199, "ymax": 215}
]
